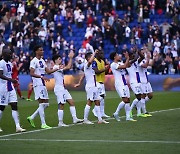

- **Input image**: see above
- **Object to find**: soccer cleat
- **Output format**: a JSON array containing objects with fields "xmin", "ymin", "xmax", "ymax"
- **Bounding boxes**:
[
  {"xmin": 58, "ymin": 122, "xmax": 69, "ymax": 127},
  {"xmin": 0, "ymin": 128, "xmax": 3, "ymax": 132},
  {"xmin": 126, "ymin": 118, "xmax": 137, "ymax": 122},
  {"xmin": 27, "ymin": 116, "xmax": 35, "ymax": 128},
  {"xmin": 113, "ymin": 113, "xmax": 120, "ymax": 122},
  {"xmin": 20, "ymin": 96, "xmax": 25, "ymax": 99},
  {"xmin": 41, "ymin": 124, "xmax": 52, "ymax": 129},
  {"xmin": 26, "ymin": 98, "xmax": 33, "ymax": 101},
  {"xmin": 83, "ymin": 120, "xmax": 94, "ymax": 125},
  {"xmin": 145, "ymin": 112, "xmax": 152, "ymax": 117},
  {"xmin": 98, "ymin": 120, "xmax": 109, "ymax": 124},
  {"xmin": 16, "ymin": 127, "xmax": 26, "ymax": 133},
  {"xmin": 137, "ymin": 114, "xmax": 147, "ymax": 118},
  {"xmin": 102, "ymin": 114, "xmax": 110, "ymax": 118},
  {"xmin": 73, "ymin": 118, "xmax": 83, "ymax": 124},
  {"xmin": 92, "ymin": 109, "xmax": 97, "ymax": 117}
]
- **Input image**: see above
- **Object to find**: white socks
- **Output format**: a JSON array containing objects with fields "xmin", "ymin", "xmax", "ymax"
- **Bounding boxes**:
[
  {"xmin": 0, "ymin": 110, "xmax": 3, "ymax": 121},
  {"xmin": 70, "ymin": 106, "xmax": 77, "ymax": 121},
  {"xmin": 31, "ymin": 108, "xmax": 39, "ymax": 119},
  {"xmin": 84, "ymin": 104, "xmax": 91, "ymax": 120},
  {"xmin": 95, "ymin": 105, "xmax": 102, "ymax": 121},
  {"xmin": 125, "ymin": 103, "xmax": 131, "ymax": 120},
  {"xmin": 100, "ymin": 97, "xmax": 105, "ymax": 116},
  {"xmin": 58, "ymin": 109, "xmax": 64, "ymax": 123},
  {"xmin": 12, "ymin": 110, "xmax": 20, "ymax": 128},
  {"xmin": 38, "ymin": 103, "xmax": 46, "ymax": 125},
  {"xmin": 136, "ymin": 100, "xmax": 142, "ymax": 115},
  {"xmin": 130, "ymin": 98, "xmax": 138, "ymax": 110},
  {"xmin": 30, "ymin": 103, "xmax": 49, "ymax": 125},
  {"xmin": 141, "ymin": 98, "xmax": 147, "ymax": 114},
  {"xmin": 114, "ymin": 101, "xmax": 125, "ymax": 115}
]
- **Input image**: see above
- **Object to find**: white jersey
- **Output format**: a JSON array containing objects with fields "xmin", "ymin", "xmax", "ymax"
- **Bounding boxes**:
[
  {"xmin": 30, "ymin": 57, "xmax": 47, "ymax": 87},
  {"xmin": 110, "ymin": 62, "xmax": 127, "ymax": 86},
  {"xmin": 126, "ymin": 61, "xmax": 141, "ymax": 84},
  {"xmin": 53, "ymin": 65, "xmax": 65, "ymax": 90},
  {"xmin": 84, "ymin": 62, "xmax": 96, "ymax": 88},
  {"xmin": 0, "ymin": 59, "xmax": 14, "ymax": 92},
  {"xmin": 138, "ymin": 59, "xmax": 148, "ymax": 83}
]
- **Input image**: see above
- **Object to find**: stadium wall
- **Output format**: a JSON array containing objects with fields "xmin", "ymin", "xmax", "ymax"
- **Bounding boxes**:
[{"xmin": 19, "ymin": 74, "xmax": 180, "ymax": 91}]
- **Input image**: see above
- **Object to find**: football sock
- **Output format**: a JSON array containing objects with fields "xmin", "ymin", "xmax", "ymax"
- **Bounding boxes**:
[
  {"xmin": 84, "ymin": 104, "xmax": 90, "ymax": 120},
  {"xmin": 130, "ymin": 98, "xmax": 138, "ymax": 110},
  {"xmin": 27, "ymin": 88, "xmax": 33, "ymax": 99},
  {"xmin": 100, "ymin": 97, "xmax": 105, "ymax": 116},
  {"xmin": 39, "ymin": 104, "xmax": 46, "ymax": 125},
  {"xmin": 70, "ymin": 106, "xmax": 77, "ymax": 121},
  {"xmin": 125, "ymin": 103, "xmax": 131, "ymax": 119},
  {"xmin": 12, "ymin": 110, "xmax": 20, "ymax": 128},
  {"xmin": 95, "ymin": 105, "xmax": 102, "ymax": 121},
  {"xmin": 137, "ymin": 100, "xmax": 142, "ymax": 115},
  {"xmin": 141, "ymin": 98, "xmax": 147, "ymax": 114},
  {"xmin": 17, "ymin": 88, "xmax": 22, "ymax": 97},
  {"xmin": 0, "ymin": 110, "xmax": 3, "ymax": 120},
  {"xmin": 58, "ymin": 109, "xmax": 63, "ymax": 123},
  {"xmin": 31, "ymin": 108, "xmax": 39, "ymax": 119},
  {"xmin": 114, "ymin": 101, "xmax": 125, "ymax": 115}
]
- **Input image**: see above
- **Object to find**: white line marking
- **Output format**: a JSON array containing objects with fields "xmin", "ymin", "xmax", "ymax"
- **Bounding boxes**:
[
  {"xmin": 0, "ymin": 107, "xmax": 180, "ymax": 138},
  {"xmin": 0, "ymin": 138, "xmax": 180, "ymax": 144}
]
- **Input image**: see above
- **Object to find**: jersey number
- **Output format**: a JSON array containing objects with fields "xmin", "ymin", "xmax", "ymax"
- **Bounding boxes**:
[
  {"xmin": 39, "ymin": 61, "xmax": 44, "ymax": 68},
  {"xmin": 6, "ymin": 64, "xmax": 11, "ymax": 72}
]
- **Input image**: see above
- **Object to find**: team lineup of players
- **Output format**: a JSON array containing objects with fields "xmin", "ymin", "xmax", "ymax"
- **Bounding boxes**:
[{"xmin": 0, "ymin": 45, "xmax": 153, "ymax": 132}]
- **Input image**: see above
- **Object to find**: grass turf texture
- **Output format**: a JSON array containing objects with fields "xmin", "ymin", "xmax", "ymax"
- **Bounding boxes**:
[{"xmin": 0, "ymin": 91, "xmax": 180, "ymax": 154}]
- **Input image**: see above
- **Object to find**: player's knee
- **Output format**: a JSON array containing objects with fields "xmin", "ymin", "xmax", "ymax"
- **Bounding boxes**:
[
  {"xmin": 0, "ymin": 105, "xmax": 5, "ymax": 111},
  {"xmin": 148, "ymin": 93, "xmax": 153, "ymax": 99},
  {"xmin": 10, "ymin": 102, "xmax": 18, "ymax": 110},
  {"xmin": 58, "ymin": 103, "xmax": 64, "ymax": 110},
  {"xmin": 136, "ymin": 94, "xmax": 141, "ymax": 100}
]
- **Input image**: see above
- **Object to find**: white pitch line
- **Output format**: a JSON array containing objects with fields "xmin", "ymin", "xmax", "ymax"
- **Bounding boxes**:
[
  {"xmin": 0, "ymin": 138, "xmax": 180, "ymax": 144},
  {"xmin": 0, "ymin": 107, "xmax": 180, "ymax": 138}
]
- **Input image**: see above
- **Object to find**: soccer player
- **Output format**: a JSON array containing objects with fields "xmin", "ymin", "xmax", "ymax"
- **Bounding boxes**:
[
  {"xmin": 92, "ymin": 49, "xmax": 110, "ymax": 118},
  {"xmin": 126, "ymin": 49, "xmax": 147, "ymax": 118},
  {"xmin": 12, "ymin": 55, "xmax": 25, "ymax": 99},
  {"xmin": 131, "ymin": 49, "xmax": 153, "ymax": 116},
  {"xmin": 27, "ymin": 45, "xmax": 59, "ymax": 129},
  {"xmin": 0, "ymin": 49, "xmax": 26, "ymax": 133},
  {"xmin": 52, "ymin": 51, "xmax": 83, "ymax": 127},
  {"xmin": 75, "ymin": 50, "xmax": 109, "ymax": 124},
  {"xmin": 110, "ymin": 51, "xmax": 136, "ymax": 122}
]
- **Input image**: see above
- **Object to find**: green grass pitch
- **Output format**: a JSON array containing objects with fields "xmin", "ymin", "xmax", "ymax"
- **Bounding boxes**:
[{"xmin": 0, "ymin": 91, "xmax": 180, "ymax": 154}]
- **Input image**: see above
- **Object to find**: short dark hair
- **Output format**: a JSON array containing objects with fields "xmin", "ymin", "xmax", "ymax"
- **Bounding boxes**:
[
  {"xmin": 110, "ymin": 52, "xmax": 117, "ymax": 60},
  {"xmin": 33, "ymin": 45, "xmax": 43, "ymax": 53},
  {"xmin": 85, "ymin": 52, "xmax": 92, "ymax": 60},
  {"xmin": 52, "ymin": 54, "xmax": 61, "ymax": 63}
]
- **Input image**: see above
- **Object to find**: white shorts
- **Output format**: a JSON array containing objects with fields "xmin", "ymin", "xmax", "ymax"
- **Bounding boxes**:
[
  {"xmin": 85, "ymin": 86, "xmax": 100, "ymax": 101},
  {"xmin": 130, "ymin": 83, "xmax": 142, "ymax": 95},
  {"xmin": 0, "ymin": 89, "xmax": 17, "ymax": 106},
  {"xmin": 34, "ymin": 86, "xmax": 49, "ymax": 100},
  {"xmin": 141, "ymin": 82, "xmax": 153, "ymax": 94},
  {"xmin": 54, "ymin": 89, "xmax": 72, "ymax": 104},
  {"xmin": 115, "ymin": 84, "xmax": 130, "ymax": 98},
  {"xmin": 96, "ymin": 82, "xmax": 106, "ymax": 96}
]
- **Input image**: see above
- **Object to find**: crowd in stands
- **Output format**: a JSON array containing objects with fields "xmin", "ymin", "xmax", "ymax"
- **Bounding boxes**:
[{"xmin": 0, "ymin": 0, "xmax": 179, "ymax": 75}]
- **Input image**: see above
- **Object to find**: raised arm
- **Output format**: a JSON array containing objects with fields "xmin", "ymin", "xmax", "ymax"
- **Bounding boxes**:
[
  {"xmin": 87, "ymin": 50, "xmax": 98, "ymax": 67},
  {"xmin": 117, "ymin": 52, "xmax": 130, "ymax": 69},
  {"xmin": 63, "ymin": 51, "xmax": 75, "ymax": 71}
]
